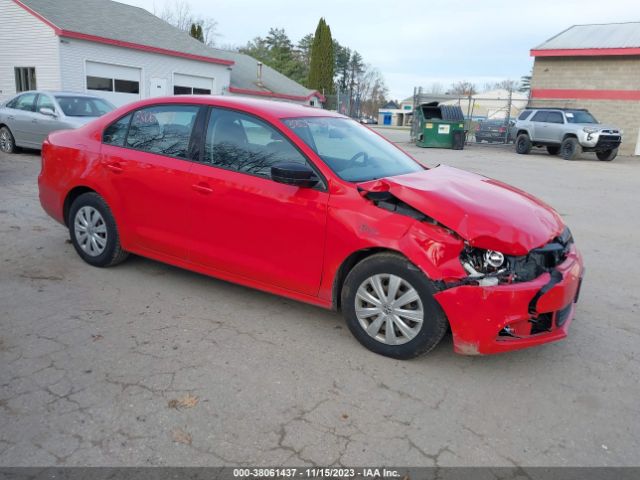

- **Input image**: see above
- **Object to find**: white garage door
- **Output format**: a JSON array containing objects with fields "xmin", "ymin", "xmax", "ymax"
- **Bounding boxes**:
[
  {"xmin": 86, "ymin": 61, "xmax": 141, "ymax": 107},
  {"xmin": 173, "ymin": 73, "xmax": 215, "ymax": 95}
]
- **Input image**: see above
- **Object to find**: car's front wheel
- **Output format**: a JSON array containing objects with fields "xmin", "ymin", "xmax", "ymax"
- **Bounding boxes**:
[
  {"xmin": 0, "ymin": 126, "xmax": 16, "ymax": 153},
  {"xmin": 596, "ymin": 148, "xmax": 618, "ymax": 161},
  {"xmin": 341, "ymin": 253, "xmax": 448, "ymax": 359},
  {"xmin": 560, "ymin": 137, "xmax": 582, "ymax": 160},
  {"xmin": 69, "ymin": 192, "xmax": 129, "ymax": 267},
  {"xmin": 515, "ymin": 133, "xmax": 531, "ymax": 154}
]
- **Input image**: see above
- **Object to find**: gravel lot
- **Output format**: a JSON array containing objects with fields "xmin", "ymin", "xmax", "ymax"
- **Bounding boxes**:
[{"xmin": 1, "ymin": 130, "xmax": 639, "ymax": 467}]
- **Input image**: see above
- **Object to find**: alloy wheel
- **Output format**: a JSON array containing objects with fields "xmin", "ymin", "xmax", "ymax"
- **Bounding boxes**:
[
  {"xmin": 74, "ymin": 206, "xmax": 108, "ymax": 256},
  {"xmin": 355, "ymin": 274, "xmax": 424, "ymax": 345},
  {"xmin": 0, "ymin": 129, "xmax": 13, "ymax": 153}
]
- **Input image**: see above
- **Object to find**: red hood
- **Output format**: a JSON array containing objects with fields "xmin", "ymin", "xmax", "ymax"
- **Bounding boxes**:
[{"xmin": 359, "ymin": 165, "xmax": 565, "ymax": 255}]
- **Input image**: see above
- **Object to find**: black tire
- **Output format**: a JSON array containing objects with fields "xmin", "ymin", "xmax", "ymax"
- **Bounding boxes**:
[
  {"xmin": 475, "ymin": 137, "xmax": 483, "ymax": 143},
  {"xmin": 341, "ymin": 253, "xmax": 448, "ymax": 359},
  {"xmin": 596, "ymin": 148, "xmax": 617, "ymax": 161},
  {"xmin": 515, "ymin": 133, "xmax": 531, "ymax": 154},
  {"xmin": 0, "ymin": 126, "xmax": 17, "ymax": 154},
  {"xmin": 560, "ymin": 137, "xmax": 582, "ymax": 160},
  {"xmin": 546, "ymin": 146, "xmax": 560, "ymax": 156},
  {"xmin": 68, "ymin": 192, "xmax": 129, "ymax": 267}
]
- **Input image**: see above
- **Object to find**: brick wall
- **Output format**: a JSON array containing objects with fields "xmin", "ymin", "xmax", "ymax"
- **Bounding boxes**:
[{"xmin": 531, "ymin": 56, "xmax": 640, "ymax": 156}]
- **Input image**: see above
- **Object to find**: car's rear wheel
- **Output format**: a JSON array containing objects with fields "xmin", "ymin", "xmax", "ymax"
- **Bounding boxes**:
[
  {"xmin": 560, "ymin": 137, "xmax": 581, "ymax": 160},
  {"xmin": 0, "ymin": 126, "xmax": 16, "ymax": 154},
  {"xmin": 596, "ymin": 148, "xmax": 617, "ymax": 161},
  {"xmin": 475, "ymin": 137, "xmax": 483, "ymax": 143},
  {"xmin": 341, "ymin": 253, "xmax": 448, "ymax": 359},
  {"xmin": 515, "ymin": 133, "xmax": 531, "ymax": 154},
  {"xmin": 547, "ymin": 146, "xmax": 560, "ymax": 155},
  {"xmin": 69, "ymin": 192, "xmax": 129, "ymax": 267}
]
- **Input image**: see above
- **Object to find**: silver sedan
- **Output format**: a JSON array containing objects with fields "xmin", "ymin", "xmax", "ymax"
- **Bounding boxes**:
[{"xmin": 0, "ymin": 91, "xmax": 115, "ymax": 153}]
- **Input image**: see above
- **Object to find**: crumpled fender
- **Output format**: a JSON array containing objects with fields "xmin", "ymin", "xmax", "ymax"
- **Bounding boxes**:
[{"xmin": 358, "ymin": 165, "xmax": 565, "ymax": 256}]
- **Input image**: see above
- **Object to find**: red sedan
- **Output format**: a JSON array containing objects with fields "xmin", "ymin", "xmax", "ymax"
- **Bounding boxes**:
[{"xmin": 38, "ymin": 96, "xmax": 584, "ymax": 358}]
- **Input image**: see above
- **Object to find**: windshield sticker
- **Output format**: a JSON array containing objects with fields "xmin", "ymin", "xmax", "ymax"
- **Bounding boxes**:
[{"xmin": 566, "ymin": 112, "xmax": 574, "ymax": 118}]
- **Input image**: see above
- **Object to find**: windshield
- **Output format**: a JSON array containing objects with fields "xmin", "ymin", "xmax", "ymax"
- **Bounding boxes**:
[
  {"xmin": 55, "ymin": 96, "xmax": 114, "ymax": 117},
  {"xmin": 565, "ymin": 110, "xmax": 598, "ymax": 124},
  {"xmin": 282, "ymin": 117, "xmax": 423, "ymax": 182}
]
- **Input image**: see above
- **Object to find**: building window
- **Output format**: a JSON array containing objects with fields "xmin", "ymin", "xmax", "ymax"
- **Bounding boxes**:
[
  {"xmin": 174, "ymin": 85, "xmax": 211, "ymax": 95},
  {"xmin": 87, "ymin": 76, "xmax": 139, "ymax": 94},
  {"xmin": 87, "ymin": 76, "xmax": 113, "ymax": 91},
  {"xmin": 114, "ymin": 79, "xmax": 139, "ymax": 94},
  {"xmin": 15, "ymin": 67, "xmax": 37, "ymax": 92}
]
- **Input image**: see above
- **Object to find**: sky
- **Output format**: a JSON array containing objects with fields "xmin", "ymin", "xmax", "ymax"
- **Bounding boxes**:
[{"xmin": 122, "ymin": 0, "xmax": 640, "ymax": 100}]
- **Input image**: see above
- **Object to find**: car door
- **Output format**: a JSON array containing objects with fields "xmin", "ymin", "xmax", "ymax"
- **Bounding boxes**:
[
  {"xmin": 32, "ymin": 94, "xmax": 66, "ymax": 146},
  {"xmin": 8, "ymin": 93, "xmax": 39, "ymax": 147},
  {"xmin": 187, "ymin": 107, "xmax": 329, "ymax": 296},
  {"xmin": 100, "ymin": 104, "xmax": 203, "ymax": 259},
  {"xmin": 545, "ymin": 111, "xmax": 565, "ymax": 143},
  {"xmin": 530, "ymin": 111, "xmax": 550, "ymax": 142}
]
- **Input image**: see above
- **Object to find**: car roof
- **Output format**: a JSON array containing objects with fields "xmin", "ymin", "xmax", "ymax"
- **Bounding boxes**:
[
  {"xmin": 525, "ymin": 107, "xmax": 589, "ymax": 112},
  {"xmin": 122, "ymin": 95, "xmax": 345, "ymax": 119},
  {"xmin": 12, "ymin": 90, "xmax": 106, "ymax": 99}
]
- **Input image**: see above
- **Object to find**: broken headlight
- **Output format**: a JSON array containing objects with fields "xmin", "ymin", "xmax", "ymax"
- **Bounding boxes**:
[{"xmin": 459, "ymin": 246, "xmax": 509, "ymax": 286}]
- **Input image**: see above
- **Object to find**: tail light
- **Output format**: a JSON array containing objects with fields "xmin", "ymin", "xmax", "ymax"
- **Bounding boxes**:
[{"xmin": 499, "ymin": 127, "xmax": 506, "ymax": 133}]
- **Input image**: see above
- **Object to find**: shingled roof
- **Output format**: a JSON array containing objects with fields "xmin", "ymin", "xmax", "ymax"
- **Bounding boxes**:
[{"xmin": 15, "ymin": 0, "xmax": 323, "ymax": 101}]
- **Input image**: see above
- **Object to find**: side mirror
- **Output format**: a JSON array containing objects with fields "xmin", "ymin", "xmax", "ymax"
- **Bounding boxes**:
[
  {"xmin": 271, "ymin": 162, "xmax": 319, "ymax": 188},
  {"xmin": 39, "ymin": 107, "xmax": 57, "ymax": 117}
]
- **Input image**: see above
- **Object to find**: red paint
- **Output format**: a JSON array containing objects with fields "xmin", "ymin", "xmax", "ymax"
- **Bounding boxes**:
[
  {"xmin": 436, "ymin": 246, "xmax": 582, "ymax": 355},
  {"xmin": 228, "ymin": 87, "xmax": 325, "ymax": 103},
  {"xmin": 531, "ymin": 88, "xmax": 640, "ymax": 101},
  {"xmin": 11, "ymin": 0, "xmax": 234, "ymax": 66},
  {"xmin": 531, "ymin": 47, "xmax": 640, "ymax": 57},
  {"xmin": 38, "ymin": 95, "xmax": 584, "ymax": 356},
  {"xmin": 358, "ymin": 166, "xmax": 565, "ymax": 256}
]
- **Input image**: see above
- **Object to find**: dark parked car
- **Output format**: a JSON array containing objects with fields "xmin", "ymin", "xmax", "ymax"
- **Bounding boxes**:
[{"xmin": 475, "ymin": 119, "xmax": 514, "ymax": 143}]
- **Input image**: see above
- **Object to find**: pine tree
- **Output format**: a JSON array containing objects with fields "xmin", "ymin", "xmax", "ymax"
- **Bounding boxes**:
[
  {"xmin": 189, "ymin": 23, "xmax": 204, "ymax": 43},
  {"xmin": 308, "ymin": 18, "xmax": 334, "ymax": 94}
]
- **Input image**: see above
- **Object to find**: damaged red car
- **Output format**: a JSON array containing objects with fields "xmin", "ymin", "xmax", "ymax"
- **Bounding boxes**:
[{"xmin": 38, "ymin": 96, "xmax": 584, "ymax": 358}]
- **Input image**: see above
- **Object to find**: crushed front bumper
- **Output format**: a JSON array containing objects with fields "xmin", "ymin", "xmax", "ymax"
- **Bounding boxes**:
[{"xmin": 434, "ymin": 246, "xmax": 584, "ymax": 355}]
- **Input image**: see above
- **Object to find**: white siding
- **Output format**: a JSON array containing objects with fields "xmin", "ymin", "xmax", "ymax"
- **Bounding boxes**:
[
  {"xmin": 59, "ymin": 38, "xmax": 231, "ymax": 107},
  {"xmin": 0, "ymin": 0, "xmax": 61, "ymax": 102}
]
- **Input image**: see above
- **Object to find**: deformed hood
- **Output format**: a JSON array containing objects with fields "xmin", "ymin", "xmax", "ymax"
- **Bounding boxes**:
[{"xmin": 358, "ymin": 165, "xmax": 565, "ymax": 255}]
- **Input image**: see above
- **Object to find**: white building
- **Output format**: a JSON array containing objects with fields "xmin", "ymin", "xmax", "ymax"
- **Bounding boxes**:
[{"xmin": 0, "ymin": 0, "xmax": 324, "ymax": 107}]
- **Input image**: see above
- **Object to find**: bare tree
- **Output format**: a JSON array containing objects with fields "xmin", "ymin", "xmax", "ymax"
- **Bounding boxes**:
[
  {"xmin": 449, "ymin": 81, "xmax": 477, "ymax": 96},
  {"xmin": 482, "ymin": 79, "xmax": 520, "ymax": 92},
  {"xmin": 155, "ymin": 0, "xmax": 218, "ymax": 47},
  {"xmin": 428, "ymin": 82, "xmax": 444, "ymax": 95}
]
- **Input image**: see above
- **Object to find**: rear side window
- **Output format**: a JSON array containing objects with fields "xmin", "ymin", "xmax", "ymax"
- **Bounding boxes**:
[
  {"xmin": 531, "ymin": 111, "xmax": 548, "ymax": 122},
  {"xmin": 126, "ymin": 105, "xmax": 200, "ymax": 158},
  {"xmin": 546, "ymin": 112, "xmax": 564, "ymax": 124},
  {"xmin": 518, "ymin": 110, "xmax": 532, "ymax": 120},
  {"xmin": 103, "ymin": 114, "xmax": 132, "ymax": 146},
  {"xmin": 13, "ymin": 93, "xmax": 37, "ymax": 112}
]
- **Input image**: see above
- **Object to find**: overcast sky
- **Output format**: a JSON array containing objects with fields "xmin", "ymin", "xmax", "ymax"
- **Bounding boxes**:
[{"xmin": 122, "ymin": 0, "xmax": 639, "ymax": 99}]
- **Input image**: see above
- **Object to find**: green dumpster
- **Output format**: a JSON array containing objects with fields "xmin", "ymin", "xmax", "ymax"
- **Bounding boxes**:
[{"xmin": 413, "ymin": 102, "xmax": 466, "ymax": 149}]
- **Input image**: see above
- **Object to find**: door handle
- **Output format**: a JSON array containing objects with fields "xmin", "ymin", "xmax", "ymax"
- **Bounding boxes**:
[
  {"xmin": 7, "ymin": 116, "xmax": 14, "ymax": 120},
  {"xmin": 32, "ymin": 119, "xmax": 38, "ymax": 123},
  {"xmin": 105, "ymin": 162, "xmax": 124, "ymax": 173},
  {"xmin": 191, "ymin": 183, "xmax": 213, "ymax": 194}
]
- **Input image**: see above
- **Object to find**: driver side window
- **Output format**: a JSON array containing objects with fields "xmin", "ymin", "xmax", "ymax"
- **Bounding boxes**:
[{"xmin": 204, "ymin": 109, "xmax": 308, "ymax": 177}]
